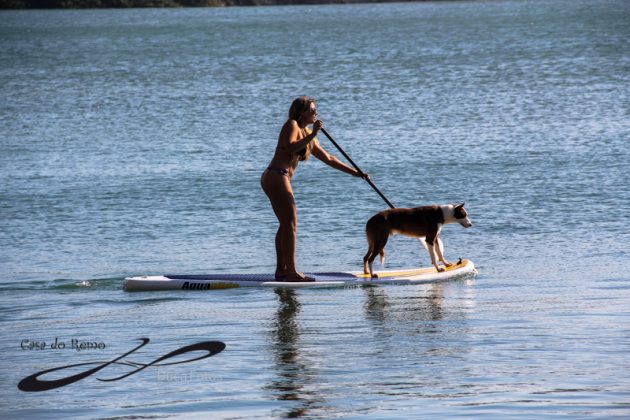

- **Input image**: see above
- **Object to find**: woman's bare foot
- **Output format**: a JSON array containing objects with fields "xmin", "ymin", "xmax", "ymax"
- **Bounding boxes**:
[{"xmin": 284, "ymin": 272, "xmax": 315, "ymax": 282}]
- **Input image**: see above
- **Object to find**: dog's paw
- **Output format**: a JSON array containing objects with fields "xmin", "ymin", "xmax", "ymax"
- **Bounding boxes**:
[
  {"xmin": 436, "ymin": 267, "xmax": 445, "ymax": 272},
  {"xmin": 370, "ymin": 273, "xmax": 379, "ymax": 279}
]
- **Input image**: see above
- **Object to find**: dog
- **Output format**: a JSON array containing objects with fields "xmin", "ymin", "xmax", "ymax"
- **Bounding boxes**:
[{"xmin": 363, "ymin": 203, "xmax": 472, "ymax": 278}]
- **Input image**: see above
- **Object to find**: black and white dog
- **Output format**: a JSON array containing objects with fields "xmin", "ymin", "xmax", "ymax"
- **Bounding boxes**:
[{"xmin": 363, "ymin": 204, "xmax": 472, "ymax": 278}]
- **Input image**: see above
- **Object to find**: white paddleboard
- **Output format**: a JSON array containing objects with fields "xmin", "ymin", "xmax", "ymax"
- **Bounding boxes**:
[{"xmin": 123, "ymin": 259, "xmax": 476, "ymax": 291}]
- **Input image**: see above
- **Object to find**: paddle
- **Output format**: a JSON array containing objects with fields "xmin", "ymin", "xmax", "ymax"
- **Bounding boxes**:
[
  {"xmin": 320, "ymin": 127, "xmax": 395, "ymax": 209},
  {"xmin": 320, "ymin": 127, "xmax": 442, "ymax": 265}
]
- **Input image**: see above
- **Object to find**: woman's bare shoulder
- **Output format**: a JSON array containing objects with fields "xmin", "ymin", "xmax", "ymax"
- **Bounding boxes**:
[
  {"xmin": 282, "ymin": 119, "xmax": 299, "ymax": 129},
  {"xmin": 279, "ymin": 119, "xmax": 300, "ymax": 140}
]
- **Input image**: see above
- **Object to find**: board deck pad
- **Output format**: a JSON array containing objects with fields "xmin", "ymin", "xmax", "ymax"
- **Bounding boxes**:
[{"xmin": 124, "ymin": 259, "xmax": 476, "ymax": 291}]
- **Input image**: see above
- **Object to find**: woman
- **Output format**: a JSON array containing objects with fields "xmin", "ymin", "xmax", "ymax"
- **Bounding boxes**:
[{"xmin": 261, "ymin": 96, "xmax": 368, "ymax": 282}]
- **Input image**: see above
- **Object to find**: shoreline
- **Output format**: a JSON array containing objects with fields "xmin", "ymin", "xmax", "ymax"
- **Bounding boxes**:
[{"xmin": 2, "ymin": 0, "xmax": 437, "ymax": 9}]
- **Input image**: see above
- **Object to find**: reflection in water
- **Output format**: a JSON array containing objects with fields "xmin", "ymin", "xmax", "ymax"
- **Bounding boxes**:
[
  {"xmin": 265, "ymin": 289, "xmax": 325, "ymax": 418},
  {"xmin": 363, "ymin": 286, "xmax": 391, "ymax": 325},
  {"xmin": 363, "ymin": 284, "xmax": 446, "ymax": 326},
  {"xmin": 418, "ymin": 284, "xmax": 446, "ymax": 324},
  {"xmin": 363, "ymin": 283, "xmax": 472, "ymax": 358}
]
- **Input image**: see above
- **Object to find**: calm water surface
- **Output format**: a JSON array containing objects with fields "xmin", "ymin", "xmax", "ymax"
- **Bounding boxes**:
[{"xmin": 1, "ymin": 0, "xmax": 629, "ymax": 418}]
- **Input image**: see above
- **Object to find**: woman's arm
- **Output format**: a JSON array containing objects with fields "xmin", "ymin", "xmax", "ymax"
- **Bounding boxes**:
[
  {"xmin": 281, "ymin": 120, "xmax": 319, "ymax": 154},
  {"xmin": 311, "ymin": 139, "xmax": 362, "ymax": 177}
]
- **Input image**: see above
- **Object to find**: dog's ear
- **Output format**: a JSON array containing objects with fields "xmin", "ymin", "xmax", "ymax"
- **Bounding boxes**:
[{"xmin": 455, "ymin": 202, "xmax": 465, "ymax": 208}]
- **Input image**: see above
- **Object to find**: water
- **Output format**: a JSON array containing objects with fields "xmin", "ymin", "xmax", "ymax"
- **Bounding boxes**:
[{"xmin": 1, "ymin": 0, "xmax": 629, "ymax": 417}]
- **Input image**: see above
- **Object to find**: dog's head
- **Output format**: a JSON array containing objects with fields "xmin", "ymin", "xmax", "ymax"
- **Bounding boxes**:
[{"xmin": 454, "ymin": 203, "xmax": 473, "ymax": 228}]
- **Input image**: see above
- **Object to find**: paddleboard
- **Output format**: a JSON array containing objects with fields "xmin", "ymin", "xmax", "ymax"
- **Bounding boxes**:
[{"xmin": 123, "ymin": 259, "xmax": 476, "ymax": 291}]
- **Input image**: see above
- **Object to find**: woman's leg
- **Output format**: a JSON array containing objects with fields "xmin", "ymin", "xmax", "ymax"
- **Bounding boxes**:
[
  {"xmin": 274, "ymin": 227, "xmax": 286, "ymax": 278},
  {"xmin": 261, "ymin": 171, "xmax": 302, "ymax": 280}
]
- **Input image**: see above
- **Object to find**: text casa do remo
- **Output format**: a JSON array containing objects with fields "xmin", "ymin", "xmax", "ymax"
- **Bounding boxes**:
[{"xmin": 21, "ymin": 338, "xmax": 106, "ymax": 351}]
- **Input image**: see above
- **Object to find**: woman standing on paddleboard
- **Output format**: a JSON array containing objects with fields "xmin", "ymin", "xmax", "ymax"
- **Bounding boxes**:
[{"xmin": 261, "ymin": 96, "xmax": 368, "ymax": 282}]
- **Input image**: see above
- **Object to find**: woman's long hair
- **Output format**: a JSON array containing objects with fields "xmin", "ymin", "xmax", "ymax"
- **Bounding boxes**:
[{"xmin": 288, "ymin": 96, "xmax": 316, "ymax": 161}]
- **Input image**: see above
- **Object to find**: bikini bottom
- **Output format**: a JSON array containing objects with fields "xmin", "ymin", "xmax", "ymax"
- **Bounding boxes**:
[{"xmin": 266, "ymin": 167, "xmax": 290, "ymax": 177}]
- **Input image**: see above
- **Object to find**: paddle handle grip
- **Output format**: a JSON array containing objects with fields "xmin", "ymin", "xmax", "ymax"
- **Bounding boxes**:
[{"xmin": 320, "ymin": 127, "xmax": 395, "ymax": 209}]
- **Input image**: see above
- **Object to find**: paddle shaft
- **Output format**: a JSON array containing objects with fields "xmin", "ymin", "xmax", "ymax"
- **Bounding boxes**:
[{"xmin": 320, "ymin": 127, "xmax": 395, "ymax": 209}]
